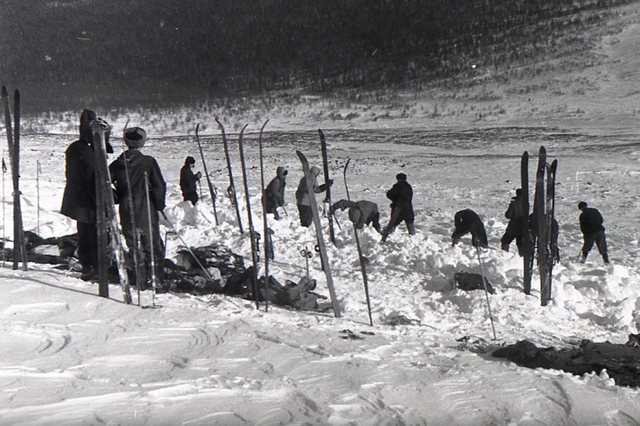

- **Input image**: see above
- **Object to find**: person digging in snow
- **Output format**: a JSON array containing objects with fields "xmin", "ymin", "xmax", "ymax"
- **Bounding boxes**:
[
  {"xmin": 295, "ymin": 166, "xmax": 332, "ymax": 228},
  {"xmin": 60, "ymin": 109, "xmax": 113, "ymax": 281},
  {"xmin": 109, "ymin": 127, "xmax": 167, "ymax": 288},
  {"xmin": 179, "ymin": 156, "xmax": 202, "ymax": 205},
  {"xmin": 577, "ymin": 201, "xmax": 609, "ymax": 265},
  {"xmin": 381, "ymin": 173, "xmax": 415, "ymax": 241},
  {"xmin": 332, "ymin": 199, "xmax": 381, "ymax": 233},
  {"xmin": 263, "ymin": 166, "xmax": 287, "ymax": 220},
  {"xmin": 452, "ymin": 209, "xmax": 489, "ymax": 249}
]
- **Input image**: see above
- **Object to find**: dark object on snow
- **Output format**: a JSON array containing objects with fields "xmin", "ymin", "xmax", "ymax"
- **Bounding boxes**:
[
  {"xmin": 168, "ymin": 243, "xmax": 329, "ymax": 311},
  {"xmin": 452, "ymin": 209, "xmax": 488, "ymax": 249},
  {"xmin": 492, "ymin": 335, "xmax": 640, "ymax": 388},
  {"xmin": 453, "ymin": 272, "xmax": 495, "ymax": 294}
]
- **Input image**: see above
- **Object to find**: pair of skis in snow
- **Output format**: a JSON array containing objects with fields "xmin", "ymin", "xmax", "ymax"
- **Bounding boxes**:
[
  {"xmin": 2, "ymin": 86, "xmax": 27, "ymax": 271},
  {"xmin": 521, "ymin": 146, "xmax": 558, "ymax": 306},
  {"xmin": 199, "ymin": 120, "xmax": 270, "ymax": 310},
  {"xmin": 296, "ymin": 130, "xmax": 373, "ymax": 323}
]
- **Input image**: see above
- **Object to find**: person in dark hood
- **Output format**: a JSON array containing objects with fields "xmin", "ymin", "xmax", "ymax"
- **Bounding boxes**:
[
  {"xmin": 109, "ymin": 127, "xmax": 167, "ymax": 286},
  {"xmin": 60, "ymin": 109, "xmax": 112, "ymax": 281},
  {"xmin": 179, "ymin": 156, "xmax": 202, "ymax": 205},
  {"xmin": 332, "ymin": 199, "xmax": 381, "ymax": 233},
  {"xmin": 263, "ymin": 166, "xmax": 287, "ymax": 220},
  {"xmin": 295, "ymin": 166, "xmax": 332, "ymax": 228},
  {"xmin": 501, "ymin": 188, "xmax": 525, "ymax": 254},
  {"xmin": 452, "ymin": 209, "xmax": 489, "ymax": 249},
  {"xmin": 381, "ymin": 173, "xmax": 415, "ymax": 241},
  {"xmin": 577, "ymin": 201, "xmax": 609, "ymax": 264}
]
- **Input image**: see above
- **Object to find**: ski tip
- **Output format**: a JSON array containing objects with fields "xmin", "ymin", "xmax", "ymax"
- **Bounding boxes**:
[
  {"xmin": 195, "ymin": 123, "xmax": 200, "ymax": 133},
  {"xmin": 1, "ymin": 85, "xmax": 7, "ymax": 96},
  {"xmin": 260, "ymin": 119, "xmax": 270, "ymax": 130},
  {"xmin": 14, "ymin": 88, "xmax": 19, "ymax": 99}
]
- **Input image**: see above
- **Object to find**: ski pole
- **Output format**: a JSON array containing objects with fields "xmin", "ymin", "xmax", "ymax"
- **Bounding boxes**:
[
  {"xmin": 2, "ymin": 157, "xmax": 5, "ymax": 268},
  {"xmin": 476, "ymin": 246, "xmax": 497, "ymax": 340},
  {"xmin": 301, "ymin": 247, "xmax": 312, "ymax": 283},
  {"xmin": 144, "ymin": 171, "xmax": 157, "ymax": 307},
  {"xmin": 123, "ymin": 120, "xmax": 142, "ymax": 306},
  {"xmin": 36, "ymin": 160, "xmax": 40, "ymax": 235}
]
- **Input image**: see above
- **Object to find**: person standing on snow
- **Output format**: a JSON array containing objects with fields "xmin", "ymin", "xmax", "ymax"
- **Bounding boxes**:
[
  {"xmin": 452, "ymin": 209, "xmax": 489, "ymax": 249},
  {"xmin": 332, "ymin": 199, "xmax": 381, "ymax": 233},
  {"xmin": 295, "ymin": 166, "xmax": 332, "ymax": 228},
  {"xmin": 60, "ymin": 109, "xmax": 113, "ymax": 281},
  {"xmin": 263, "ymin": 166, "xmax": 287, "ymax": 220},
  {"xmin": 381, "ymin": 173, "xmax": 415, "ymax": 241},
  {"xmin": 180, "ymin": 156, "xmax": 202, "ymax": 205},
  {"xmin": 577, "ymin": 201, "xmax": 609, "ymax": 264},
  {"xmin": 109, "ymin": 127, "xmax": 167, "ymax": 287},
  {"xmin": 501, "ymin": 188, "xmax": 525, "ymax": 255}
]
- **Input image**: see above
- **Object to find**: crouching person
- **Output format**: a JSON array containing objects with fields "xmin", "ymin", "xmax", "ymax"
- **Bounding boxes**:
[
  {"xmin": 332, "ymin": 199, "xmax": 381, "ymax": 233},
  {"xmin": 452, "ymin": 209, "xmax": 489, "ymax": 249}
]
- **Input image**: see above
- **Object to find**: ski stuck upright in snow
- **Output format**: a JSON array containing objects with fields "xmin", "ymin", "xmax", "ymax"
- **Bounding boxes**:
[
  {"xmin": 195, "ymin": 123, "xmax": 219, "ymax": 226},
  {"xmin": 215, "ymin": 118, "xmax": 243, "ymax": 234},
  {"xmin": 237, "ymin": 124, "xmax": 261, "ymax": 310},
  {"xmin": 318, "ymin": 129, "xmax": 337, "ymax": 245},
  {"xmin": 257, "ymin": 119, "xmax": 271, "ymax": 312},
  {"xmin": 91, "ymin": 121, "xmax": 132, "ymax": 304},
  {"xmin": 343, "ymin": 158, "xmax": 373, "ymax": 326},
  {"xmin": 2, "ymin": 86, "xmax": 28, "ymax": 271},
  {"xmin": 296, "ymin": 150, "xmax": 340, "ymax": 318}
]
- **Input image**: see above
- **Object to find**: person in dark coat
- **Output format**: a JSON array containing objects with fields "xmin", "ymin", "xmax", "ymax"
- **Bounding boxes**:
[
  {"xmin": 295, "ymin": 166, "xmax": 332, "ymax": 228},
  {"xmin": 332, "ymin": 199, "xmax": 381, "ymax": 233},
  {"xmin": 179, "ymin": 156, "xmax": 202, "ymax": 205},
  {"xmin": 501, "ymin": 188, "xmax": 525, "ymax": 254},
  {"xmin": 381, "ymin": 173, "xmax": 415, "ymax": 241},
  {"xmin": 577, "ymin": 201, "xmax": 609, "ymax": 264},
  {"xmin": 263, "ymin": 166, "xmax": 287, "ymax": 220},
  {"xmin": 452, "ymin": 209, "xmax": 489, "ymax": 249},
  {"xmin": 60, "ymin": 109, "xmax": 113, "ymax": 281},
  {"xmin": 109, "ymin": 127, "xmax": 167, "ymax": 286}
]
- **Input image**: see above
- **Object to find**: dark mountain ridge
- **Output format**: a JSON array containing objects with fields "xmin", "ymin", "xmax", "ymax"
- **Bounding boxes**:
[{"xmin": 2, "ymin": 0, "xmax": 637, "ymax": 114}]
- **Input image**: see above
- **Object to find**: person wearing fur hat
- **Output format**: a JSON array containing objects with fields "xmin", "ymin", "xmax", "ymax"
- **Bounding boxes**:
[
  {"xmin": 60, "ymin": 109, "xmax": 112, "ymax": 281},
  {"xmin": 180, "ymin": 156, "xmax": 202, "ymax": 205},
  {"xmin": 332, "ymin": 199, "xmax": 381, "ymax": 233},
  {"xmin": 109, "ymin": 127, "xmax": 167, "ymax": 287},
  {"xmin": 577, "ymin": 201, "xmax": 609, "ymax": 264},
  {"xmin": 263, "ymin": 166, "xmax": 287, "ymax": 220},
  {"xmin": 381, "ymin": 173, "xmax": 415, "ymax": 241},
  {"xmin": 295, "ymin": 166, "xmax": 333, "ymax": 227}
]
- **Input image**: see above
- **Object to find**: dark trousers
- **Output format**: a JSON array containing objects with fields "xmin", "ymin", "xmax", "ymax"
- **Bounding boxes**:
[
  {"xmin": 183, "ymin": 191, "xmax": 198, "ymax": 206},
  {"xmin": 298, "ymin": 205, "xmax": 313, "ymax": 228},
  {"xmin": 582, "ymin": 230, "xmax": 609, "ymax": 263},
  {"xmin": 501, "ymin": 219, "xmax": 523, "ymax": 254},
  {"xmin": 77, "ymin": 220, "xmax": 98, "ymax": 271},
  {"xmin": 121, "ymin": 214, "xmax": 166, "ymax": 284}
]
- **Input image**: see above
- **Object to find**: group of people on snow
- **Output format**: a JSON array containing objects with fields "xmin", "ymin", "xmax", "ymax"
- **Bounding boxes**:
[
  {"xmin": 60, "ymin": 109, "xmax": 609, "ymax": 289},
  {"xmin": 496, "ymin": 188, "xmax": 608, "ymax": 265},
  {"xmin": 61, "ymin": 110, "xmax": 167, "ymax": 285}
]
